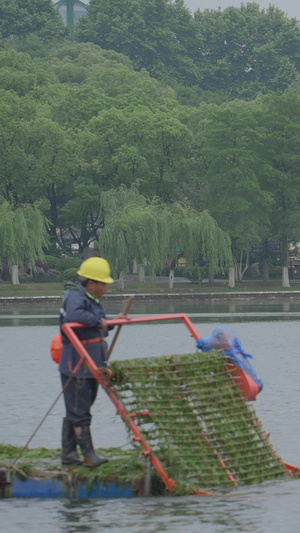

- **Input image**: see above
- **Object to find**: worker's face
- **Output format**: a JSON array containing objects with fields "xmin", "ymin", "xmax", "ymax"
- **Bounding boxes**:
[{"xmin": 88, "ymin": 280, "xmax": 107, "ymax": 299}]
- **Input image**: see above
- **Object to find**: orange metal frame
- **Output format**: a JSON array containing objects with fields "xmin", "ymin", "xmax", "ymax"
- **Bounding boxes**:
[{"xmin": 61, "ymin": 313, "xmax": 300, "ymax": 493}]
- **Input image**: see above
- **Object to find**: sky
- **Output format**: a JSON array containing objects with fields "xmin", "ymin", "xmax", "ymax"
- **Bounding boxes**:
[
  {"xmin": 63, "ymin": 0, "xmax": 299, "ymax": 21},
  {"xmin": 184, "ymin": 1, "xmax": 299, "ymax": 19}
]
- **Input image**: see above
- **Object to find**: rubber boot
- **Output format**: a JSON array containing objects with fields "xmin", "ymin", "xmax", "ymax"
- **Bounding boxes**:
[
  {"xmin": 74, "ymin": 426, "xmax": 108, "ymax": 467},
  {"xmin": 61, "ymin": 418, "xmax": 82, "ymax": 465}
]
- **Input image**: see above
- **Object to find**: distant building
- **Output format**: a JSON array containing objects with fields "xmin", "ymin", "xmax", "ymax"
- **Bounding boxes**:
[{"xmin": 54, "ymin": 0, "xmax": 88, "ymax": 29}]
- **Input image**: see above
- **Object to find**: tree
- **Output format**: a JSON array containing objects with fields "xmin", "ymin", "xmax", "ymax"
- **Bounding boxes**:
[
  {"xmin": 60, "ymin": 179, "xmax": 103, "ymax": 253},
  {"xmin": 98, "ymin": 186, "xmax": 166, "ymax": 288},
  {"xmin": 75, "ymin": 0, "xmax": 201, "ymax": 85},
  {"xmin": 76, "ymin": 0, "xmax": 300, "ymax": 100},
  {"xmin": 194, "ymin": 3, "xmax": 300, "ymax": 98},
  {"xmin": 0, "ymin": 202, "xmax": 48, "ymax": 284},
  {"xmin": 0, "ymin": 87, "xmax": 35, "ymax": 206},
  {"xmin": 164, "ymin": 203, "xmax": 232, "ymax": 288},
  {"xmin": 258, "ymin": 91, "xmax": 300, "ymax": 287},
  {"xmin": 0, "ymin": 0, "xmax": 66, "ymax": 41},
  {"xmin": 23, "ymin": 117, "xmax": 78, "ymax": 238},
  {"xmin": 98, "ymin": 186, "xmax": 232, "ymax": 289},
  {"xmin": 0, "ymin": 49, "xmax": 56, "ymax": 97},
  {"xmin": 83, "ymin": 104, "xmax": 192, "ymax": 201},
  {"xmin": 198, "ymin": 99, "xmax": 273, "ymax": 286}
]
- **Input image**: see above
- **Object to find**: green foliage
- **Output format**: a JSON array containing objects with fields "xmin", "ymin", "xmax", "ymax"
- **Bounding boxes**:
[
  {"xmin": 75, "ymin": 0, "xmax": 201, "ymax": 86},
  {"xmin": 56, "ymin": 256, "xmax": 82, "ymax": 270},
  {"xmin": 83, "ymin": 102, "xmax": 192, "ymax": 201},
  {"xmin": 99, "ymin": 186, "xmax": 232, "ymax": 278},
  {"xmin": 44, "ymin": 255, "xmax": 82, "ymax": 272},
  {"xmin": 193, "ymin": 4, "xmax": 300, "ymax": 98},
  {"xmin": 0, "ymin": 0, "xmax": 67, "ymax": 41},
  {"xmin": 0, "ymin": 202, "xmax": 48, "ymax": 267},
  {"xmin": 63, "ymin": 267, "xmax": 79, "ymax": 282},
  {"xmin": 75, "ymin": 0, "xmax": 300, "ymax": 99},
  {"xmin": 44, "ymin": 255, "xmax": 60, "ymax": 269},
  {"xmin": 99, "ymin": 186, "xmax": 166, "ymax": 277},
  {"xmin": 183, "ymin": 265, "xmax": 203, "ymax": 284},
  {"xmin": 258, "ymin": 92, "xmax": 300, "ymax": 245},
  {"xmin": 197, "ymin": 99, "xmax": 273, "ymax": 259},
  {"xmin": 0, "ymin": 49, "xmax": 55, "ymax": 96},
  {"xmin": 2, "ymin": 8, "xmax": 300, "ymax": 282},
  {"xmin": 166, "ymin": 204, "xmax": 232, "ymax": 274}
]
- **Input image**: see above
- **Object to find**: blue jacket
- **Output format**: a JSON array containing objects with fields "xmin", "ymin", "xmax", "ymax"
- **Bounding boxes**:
[{"xmin": 59, "ymin": 286, "xmax": 109, "ymax": 378}]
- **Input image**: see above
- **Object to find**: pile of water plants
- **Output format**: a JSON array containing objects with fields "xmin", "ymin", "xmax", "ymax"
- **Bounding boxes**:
[{"xmin": 110, "ymin": 350, "xmax": 291, "ymax": 492}]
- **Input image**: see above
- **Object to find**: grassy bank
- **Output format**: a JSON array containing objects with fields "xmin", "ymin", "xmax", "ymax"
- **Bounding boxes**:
[{"xmin": 1, "ymin": 278, "xmax": 300, "ymax": 298}]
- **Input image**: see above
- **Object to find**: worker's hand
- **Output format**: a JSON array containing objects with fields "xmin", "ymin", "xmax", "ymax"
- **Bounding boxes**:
[{"xmin": 99, "ymin": 318, "xmax": 107, "ymax": 330}]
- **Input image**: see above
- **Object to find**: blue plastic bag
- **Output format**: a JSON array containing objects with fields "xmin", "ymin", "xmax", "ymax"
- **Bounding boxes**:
[{"xmin": 196, "ymin": 328, "xmax": 263, "ymax": 392}]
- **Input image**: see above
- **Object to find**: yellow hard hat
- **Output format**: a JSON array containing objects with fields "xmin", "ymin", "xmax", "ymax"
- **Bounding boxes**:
[{"xmin": 77, "ymin": 257, "xmax": 114, "ymax": 284}]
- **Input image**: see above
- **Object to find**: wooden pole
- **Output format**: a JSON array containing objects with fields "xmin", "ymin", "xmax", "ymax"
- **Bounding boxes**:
[{"xmin": 106, "ymin": 295, "xmax": 134, "ymax": 361}]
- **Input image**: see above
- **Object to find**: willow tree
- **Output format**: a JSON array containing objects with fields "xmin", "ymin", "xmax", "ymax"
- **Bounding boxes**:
[
  {"xmin": 165, "ymin": 203, "xmax": 232, "ymax": 288},
  {"xmin": 0, "ymin": 202, "xmax": 48, "ymax": 285},
  {"xmin": 99, "ymin": 187, "xmax": 232, "ymax": 289},
  {"xmin": 99, "ymin": 186, "xmax": 167, "ymax": 289}
]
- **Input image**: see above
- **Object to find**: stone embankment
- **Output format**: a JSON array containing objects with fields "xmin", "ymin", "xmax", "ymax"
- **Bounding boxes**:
[{"xmin": 2, "ymin": 291, "xmax": 300, "ymax": 305}]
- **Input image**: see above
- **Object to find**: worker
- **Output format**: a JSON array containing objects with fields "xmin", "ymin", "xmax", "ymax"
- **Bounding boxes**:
[{"xmin": 59, "ymin": 257, "xmax": 123, "ymax": 467}]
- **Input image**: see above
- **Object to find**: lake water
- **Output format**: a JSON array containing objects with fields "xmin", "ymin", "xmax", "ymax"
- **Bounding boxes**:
[{"xmin": 1, "ymin": 298, "xmax": 300, "ymax": 532}]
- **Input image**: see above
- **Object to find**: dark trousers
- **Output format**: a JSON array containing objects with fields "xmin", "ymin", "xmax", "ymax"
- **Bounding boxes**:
[{"xmin": 60, "ymin": 373, "xmax": 99, "ymax": 427}]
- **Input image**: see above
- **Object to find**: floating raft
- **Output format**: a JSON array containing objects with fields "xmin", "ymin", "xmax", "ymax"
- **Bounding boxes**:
[
  {"xmin": 0, "ymin": 447, "xmax": 149, "ymax": 499},
  {"xmin": 1, "ymin": 350, "xmax": 299, "ymax": 498}
]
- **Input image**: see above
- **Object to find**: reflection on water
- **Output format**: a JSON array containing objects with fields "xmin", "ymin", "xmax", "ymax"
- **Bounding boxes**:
[
  {"xmin": 2, "ymin": 480, "xmax": 300, "ymax": 533},
  {"xmin": 1, "ymin": 299, "xmax": 300, "ymax": 533},
  {"xmin": 2, "ymin": 298, "xmax": 300, "ymax": 326}
]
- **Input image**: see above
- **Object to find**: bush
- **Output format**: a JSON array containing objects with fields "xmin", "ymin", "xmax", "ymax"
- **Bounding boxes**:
[
  {"xmin": 58, "ymin": 256, "xmax": 82, "ymax": 270},
  {"xmin": 161, "ymin": 266, "xmax": 186, "ymax": 277},
  {"xmin": 44, "ymin": 255, "xmax": 82, "ymax": 271},
  {"xmin": 268, "ymin": 266, "xmax": 282, "ymax": 280},
  {"xmin": 183, "ymin": 266, "xmax": 203, "ymax": 284},
  {"xmin": 44, "ymin": 255, "xmax": 60, "ymax": 269},
  {"xmin": 30, "ymin": 274, "xmax": 64, "ymax": 282},
  {"xmin": 63, "ymin": 268, "xmax": 79, "ymax": 283}
]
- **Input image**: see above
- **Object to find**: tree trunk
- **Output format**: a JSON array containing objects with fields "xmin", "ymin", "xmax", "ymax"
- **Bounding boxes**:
[
  {"xmin": 208, "ymin": 269, "xmax": 214, "ymax": 283},
  {"xmin": 263, "ymin": 258, "xmax": 269, "ymax": 281},
  {"xmin": 282, "ymin": 266, "xmax": 290, "ymax": 288},
  {"xmin": 138, "ymin": 264, "xmax": 145, "ymax": 283},
  {"xmin": 281, "ymin": 236, "xmax": 290, "ymax": 288},
  {"xmin": 48, "ymin": 184, "xmax": 58, "ymax": 237},
  {"xmin": 132, "ymin": 259, "xmax": 138, "ymax": 274},
  {"xmin": 118, "ymin": 271, "xmax": 125, "ymax": 291},
  {"xmin": 236, "ymin": 250, "xmax": 249, "ymax": 281},
  {"xmin": 228, "ymin": 267, "xmax": 235, "ymax": 288},
  {"xmin": 262, "ymin": 240, "xmax": 269, "ymax": 281},
  {"xmin": 169, "ymin": 269, "xmax": 174, "ymax": 289},
  {"xmin": 2, "ymin": 258, "xmax": 9, "ymax": 278},
  {"xmin": 11, "ymin": 264, "xmax": 19, "ymax": 285}
]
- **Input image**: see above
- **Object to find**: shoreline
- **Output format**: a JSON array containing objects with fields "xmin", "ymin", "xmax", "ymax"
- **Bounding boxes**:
[{"xmin": 2, "ymin": 290, "xmax": 300, "ymax": 304}]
